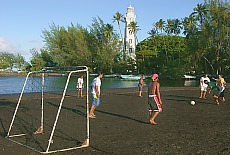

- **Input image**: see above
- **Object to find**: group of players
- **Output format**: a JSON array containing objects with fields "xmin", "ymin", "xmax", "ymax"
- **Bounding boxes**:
[
  {"xmin": 77, "ymin": 73, "xmax": 163, "ymax": 124},
  {"xmin": 76, "ymin": 72, "xmax": 226, "ymax": 125},
  {"xmin": 199, "ymin": 73, "xmax": 226, "ymax": 105}
]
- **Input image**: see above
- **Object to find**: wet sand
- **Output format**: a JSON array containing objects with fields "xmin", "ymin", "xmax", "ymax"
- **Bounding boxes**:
[{"xmin": 0, "ymin": 87, "xmax": 229, "ymax": 155}]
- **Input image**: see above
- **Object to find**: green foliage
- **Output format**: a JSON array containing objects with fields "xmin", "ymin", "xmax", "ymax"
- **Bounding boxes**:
[
  {"xmin": 185, "ymin": 0, "xmax": 230, "ymax": 75},
  {"xmin": 136, "ymin": 35, "xmax": 188, "ymax": 77},
  {"xmin": 14, "ymin": 54, "xmax": 25, "ymax": 70},
  {"xmin": 136, "ymin": 0, "xmax": 229, "ymax": 78},
  {"xmin": 30, "ymin": 49, "xmax": 46, "ymax": 71},
  {"xmin": 20, "ymin": 0, "xmax": 228, "ymax": 79},
  {"xmin": 0, "ymin": 52, "xmax": 13, "ymax": 70},
  {"xmin": 41, "ymin": 17, "xmax": 122, "ymax": 74},
  {"xmin": 0, "ymin": 52, "xmax": 26, "ymax": 72},
  {"xmin": 42, "ymin": 23, "xmax": 92, "ymax": 67},
  {"xmin": 89, "ymin": 17, "xmax": 122, "ymax": 73}
]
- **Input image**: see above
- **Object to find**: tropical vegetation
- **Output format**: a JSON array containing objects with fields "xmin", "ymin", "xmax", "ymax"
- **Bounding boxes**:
[{"xmin": 0, "ymin": 0, "xmax": 229, "ymax": 80}]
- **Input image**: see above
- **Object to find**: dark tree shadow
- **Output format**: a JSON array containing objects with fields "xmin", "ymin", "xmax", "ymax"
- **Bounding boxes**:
[
  {"xmin": 76, "ymin": 105, "xmax": 149, "ymax": 124},
  {"xmin": 0, "ymin": 118, "xmax": 7, "ymax": 137}
]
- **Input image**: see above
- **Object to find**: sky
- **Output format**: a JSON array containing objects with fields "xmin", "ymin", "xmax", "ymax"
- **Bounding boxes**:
[{"xmin": 0, "ymin": 0, "xmax": 204, "ymax": 61}]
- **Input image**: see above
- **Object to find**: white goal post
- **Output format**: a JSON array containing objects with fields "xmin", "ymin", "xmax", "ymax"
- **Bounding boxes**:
[{"xmin": 6, "ymin": 66, "xmax": 90, "ymax": 154}]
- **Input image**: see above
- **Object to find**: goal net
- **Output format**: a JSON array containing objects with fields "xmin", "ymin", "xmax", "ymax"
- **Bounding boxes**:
[{"xmin": 6, "ymin": 66, "xmax": 90, "ymax": 154}]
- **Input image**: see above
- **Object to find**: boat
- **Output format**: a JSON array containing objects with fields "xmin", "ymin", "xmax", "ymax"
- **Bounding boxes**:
[
  {"xmin": 104, "ymin": 74, "xmax": 120, "ymax": 78},
  {"xmin": 89, "ymin": 73, "xmax": 98, "ymax": 77},
  {"xmin": 120, "ymin": 75, "xmax": 142, "ymax": 80},
  {"xmin": 182, "ymin": 75, "xmax": 196, "ymax": 80},
  {"xmin": 184, "ymin": 80, "xmax": 197, "ymax": 86}
]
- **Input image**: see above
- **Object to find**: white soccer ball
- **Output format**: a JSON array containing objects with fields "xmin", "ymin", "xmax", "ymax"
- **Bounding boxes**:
[{"xmin": 191, "ymin": 101, "xmax": 196, "ymax": 105}]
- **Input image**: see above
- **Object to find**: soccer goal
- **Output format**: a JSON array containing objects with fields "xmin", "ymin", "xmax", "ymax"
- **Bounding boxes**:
[{"xmin": 6, "ymin": 66, "xmax": 90, "ymax": 154}]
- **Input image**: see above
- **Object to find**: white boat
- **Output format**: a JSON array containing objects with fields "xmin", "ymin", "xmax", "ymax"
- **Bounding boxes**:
[
  {"xmin": 184, "ymin": 80, "xmax": 196, "ymax": 86},
  {"xmin": 104, "ymin": 74, "xmax": 120, "ymax": 78},
  {"xmin": 89, "ymin": 73, "xmax": 98, "ymax": 77},
  {"xmin": 182, "ymin": 75, "xmax": 196, "ymax": 79},
  {"xmin": 120, "ymin": 75, "xmax": 142, "ymax": 80}
]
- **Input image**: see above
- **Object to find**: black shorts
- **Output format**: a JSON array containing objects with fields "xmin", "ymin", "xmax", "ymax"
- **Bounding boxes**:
[
  {"xmin": 148, "ymin": 95, "xmax": 162, "ymax": 112},
  {"xmin": 219, "ymin": 90, "xmax": 225, "ymax": 97}
]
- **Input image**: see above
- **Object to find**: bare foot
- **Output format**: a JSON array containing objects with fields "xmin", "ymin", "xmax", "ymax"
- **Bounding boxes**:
[
  {"xmin": 89, "ymin": 115, "xmax": 96, "ymax": 118},
  {"xmin": 34, "ymin": 127, "xmax": 43, "ymax": 134},
  {"xmin": 150, "ymin": 120, "xmax": 157, "ymax": 125}
]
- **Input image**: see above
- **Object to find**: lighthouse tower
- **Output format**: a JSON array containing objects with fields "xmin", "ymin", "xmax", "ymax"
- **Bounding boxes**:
[{"xmin": 124, "ymin": 5, "xmax": 136, "ymax": 60}]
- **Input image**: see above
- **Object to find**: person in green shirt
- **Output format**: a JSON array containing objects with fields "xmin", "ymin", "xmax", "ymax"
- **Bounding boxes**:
[{"xmin": 208, "ymin": 81, "xmax": 220, "ymax": 105}]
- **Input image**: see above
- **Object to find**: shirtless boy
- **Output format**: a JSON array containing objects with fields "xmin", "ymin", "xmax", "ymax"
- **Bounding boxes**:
[{"xmin": 148, "ymin": 74, "xmax": 163, "ymax": 125}]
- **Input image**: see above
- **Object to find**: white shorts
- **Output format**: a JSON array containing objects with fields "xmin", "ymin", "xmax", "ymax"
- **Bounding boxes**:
[{"xmin": 201, "ymin": 85, "xmax": 208, "ymax": 91}]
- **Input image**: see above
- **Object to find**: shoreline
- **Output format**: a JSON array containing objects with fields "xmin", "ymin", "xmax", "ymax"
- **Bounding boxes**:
[
  {"xmin": 0, "ymin": 72, "xmax": 27, "ymax": 76},
  {"xmin": 0, "ymin": 87, "xmax": 199, "ymax": 96}
]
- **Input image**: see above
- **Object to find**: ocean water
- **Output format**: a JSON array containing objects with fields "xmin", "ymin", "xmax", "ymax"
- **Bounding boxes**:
[
  {"xmin": 0, "ymin": 76, "xmax": 199, "ymax": 95},
  {"xmin": 0, "ymin": 76, "xmax": 26, "ymax": 94}
]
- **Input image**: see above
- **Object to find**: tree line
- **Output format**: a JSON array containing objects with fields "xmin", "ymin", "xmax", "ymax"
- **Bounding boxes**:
[
  {"xmin": 136, "ymin": 0, "xmax": 229, "ymax": 78},
  {"xmin": 0, "ymin": 0, "xmax": 229, "ymax": 79}
]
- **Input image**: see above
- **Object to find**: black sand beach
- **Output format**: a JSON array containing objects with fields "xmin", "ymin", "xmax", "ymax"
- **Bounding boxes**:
[{"xmin": 0, "ymin": 87, "xmax": 229, "ymax": 155}]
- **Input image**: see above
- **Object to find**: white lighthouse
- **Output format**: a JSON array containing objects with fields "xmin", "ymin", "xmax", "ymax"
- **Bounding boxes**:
[{"xmin": 124, "ymin": 5, "xmax": 136, "ymax": 60}]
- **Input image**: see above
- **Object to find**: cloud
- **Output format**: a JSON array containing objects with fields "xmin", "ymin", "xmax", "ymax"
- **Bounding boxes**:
[
  {"xmin": 0, "ymin": 37, "xmax": 15, "ymax": 52},
  {"xmin": 0, "ymin": 37, "xmax": 45, "ymax": 61},
  {"xmin": 0, "ymin": 37, "xmax": 33, "ymax": 61}
]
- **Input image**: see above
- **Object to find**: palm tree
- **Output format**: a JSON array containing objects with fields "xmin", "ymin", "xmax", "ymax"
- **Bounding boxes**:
[
  {"xmin": 147, "ymin": 28, "xmax": 157, "ymax": 38},
  {"xmin": 182, "ymin": 15, "xmax": 198, "ymax": 36},
  {"xmin": 156, "ymin": 19, "xmax": 166, "ymax": 35},
  {"xmin": 191, "ymin": 3, "xmax": 208, "ymax": 28},
  {"xmin": 172, "ymin": 18, "xmax": 183, "ymax": 63},
  {"xmin": 128, "ymin": 21, "xmax": 140, "ymax": 45},
  {"xmin": 166, "ymin": 19, "xmax": 178, "ymax": 62},
  {"xmin": 113, "ymin": 12, "xmax": 124, "ymax": 41},
  {"xmin": 156, "ymin": 19, "xmax": 167, "ymax": 62},
  {"xmin": 153, "ymin": 22, "xmax": 159, "ymax": 35},
  {"xmin": 172, "ymin": 18, "xmax": 182, "ymax": 35},
  {"xmin": 165, "ymin": 19, "xmax": 174, "ymax": 36},
  {"xmin": 113, "ymin": 12, "xmax": 125, "ymax": 59},
  {"xmin": 127, "ymin": 21, "xmax": 140, "ymax": 72},
  {"xmin": 103, "ymin": 23, "xmax": 116, "ymax": 73},
  {"xmin": 165, "ymin": 19, "xmax": 174, "ymax": 61},
  {"xmin": 104, "ymin": 24, "xmax": 114, "ymax": 40}
]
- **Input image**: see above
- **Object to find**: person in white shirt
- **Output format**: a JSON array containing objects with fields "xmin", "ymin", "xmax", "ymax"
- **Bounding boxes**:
[
  {"xmin": 89, "ymin": 73, "xmax": 103, "ymax": 118},
  {"xmin": 199, "ymin": 73, "xmax": 210, "ymax": 99},
  {"xmin": 77, "ymin": 75, "xmax": 84, "ymax": 98}
]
